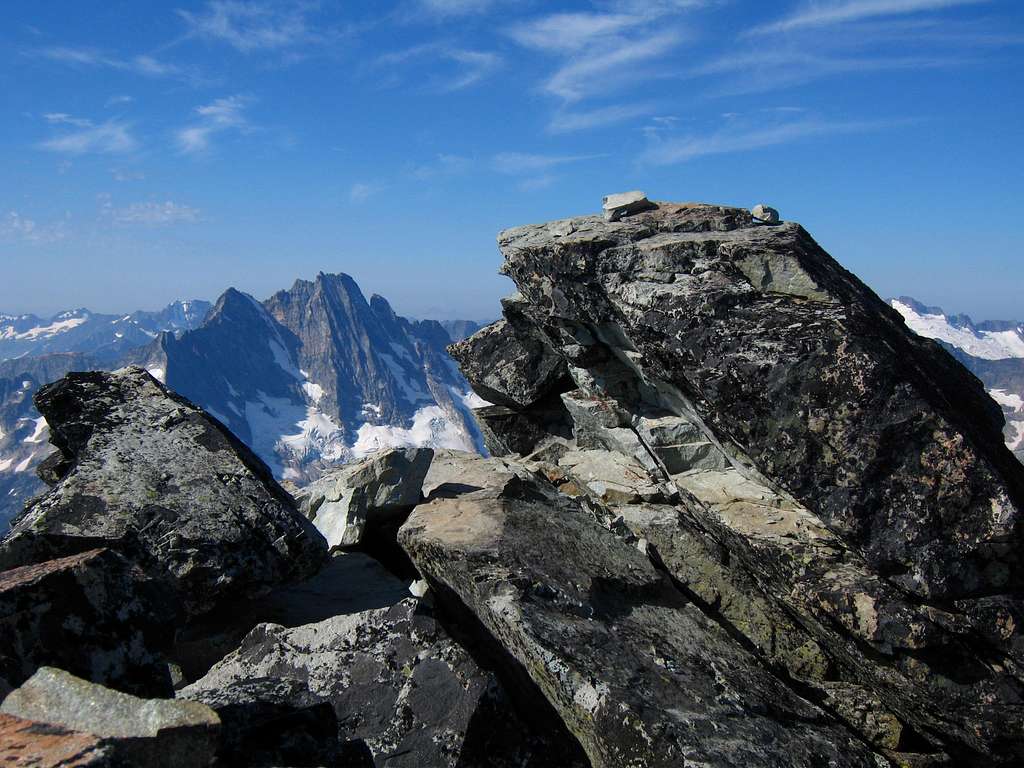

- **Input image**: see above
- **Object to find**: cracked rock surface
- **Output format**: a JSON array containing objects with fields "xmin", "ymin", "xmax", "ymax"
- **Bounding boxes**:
[{"xmin": 447, "ymin": 201, "xmax": 1024, "ymax": 766}]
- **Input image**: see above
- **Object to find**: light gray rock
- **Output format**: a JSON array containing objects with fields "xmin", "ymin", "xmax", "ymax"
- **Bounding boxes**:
[
  {"xmin": 0, "ymin": 368, "xmax": 327, "ymax": 617},
  {"xmin": 181, "ymin": 598, "xmax": 587, "ymax": 768},
  {"xmin": 398, "ymin": 453, "xmax": 880, "ymax": 768},
  {"xmin": 751, "ymin": 203, "xmax": 780, "ymax": 223},
  {"xmin": 601, "ymin": 190, "xmax": 656, "ymax": 222},
  {"xmin": 1, "ymin": 667, "xmax": 219, "ymax": 768},
  {"xmin": 297, "ymin": 447, "xmax": 433, "ymax": 548}
]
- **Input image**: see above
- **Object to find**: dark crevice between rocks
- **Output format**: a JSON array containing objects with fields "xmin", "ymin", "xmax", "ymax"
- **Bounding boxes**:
[
  {"xmin": 416, "ymin": 578, "xmax": 592, "ymax": 768},
  {"xmin": 642, "ymin": 541, "xmax": 899, "ymax": 765},
  {"xmin": 346, "ymin": 516, "xmax": 420, "ymax": 582}
]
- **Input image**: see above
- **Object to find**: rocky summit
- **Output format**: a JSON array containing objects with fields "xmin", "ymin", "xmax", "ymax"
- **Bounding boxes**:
[{"xmin": 0, "ymin": 198, "xmax": 1021, "ymax": 767}]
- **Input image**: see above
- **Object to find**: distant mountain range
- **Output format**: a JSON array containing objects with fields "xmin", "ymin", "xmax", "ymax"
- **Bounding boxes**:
[
  {"xmin": 0, "ymin": 277, "xmax": 485, "ymax": 529},
  {"xmin": 890, "ymin": 297, "xmax": 1024, "ymax": 462}
]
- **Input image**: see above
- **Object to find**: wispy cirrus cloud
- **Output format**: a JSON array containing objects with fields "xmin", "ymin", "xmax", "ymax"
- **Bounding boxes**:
[
  {"xmin": 505, "ymin": 3, "xmax": 703, "ymax": 124},
  {"xmin": 111, "ymin": 201, "xmax": 201, "ymax": 225},
  {"xmin": 37, "ymin": 46, "xmax": 187, "ymax": 79},
  {"xmin": 176, "ymin": 95, "xmax": 252, "ymax": 154},
  {"xmin": 640, "ymin": 115, "xmax": 904, "ymax": 165},
  {"xmin": 39, "ymin": 120, "xmax": 139, "ymax": 155},
  {"xmin": 749, "ymin": 0, "xmax": 991, "ymax": 36},
  {"xmin": 0, "ymin": 211, "xmax": 67, "ymax": 244},
  {"xmin": 375, "ymin": 43, "xmax": 502, "ymax": 91},
  {"xmin": 176, "ymin": 0, "xmax": 344, "ymax": 54},
  {"xmin": 491, "ymin": 151, "xmax": 604, "ymax": 175},
  {"xmin": 43, "ymin": 113, "xmax": 93, "ymax": 128},
  {"xmin": 349, "ymin": 182, "xmax": 385, "ymax": 202}
]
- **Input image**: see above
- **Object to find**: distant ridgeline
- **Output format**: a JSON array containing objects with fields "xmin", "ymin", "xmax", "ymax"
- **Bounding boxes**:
[{"xmin": 0, "ymin": 276, "xmax": 485, "ymax": 529}]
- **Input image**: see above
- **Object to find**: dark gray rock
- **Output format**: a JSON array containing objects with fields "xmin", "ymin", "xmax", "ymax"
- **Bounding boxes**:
[
  {"xmin": 0, "ymin": 367, "xmax": 327, "ymax": 617},
  {"xmin": 449, "ymin": 200, "xmax": 1024, "ymax": 764},
  {"xmin": 0, "ymin": 548, "xmax": 175, "ymax": 697},
  {"xmin": 170, "ymin": 552, "xmax": 409, "ymax": 682},
  {"xmin": 181, "ymin": 597, "xmax": 585, "ymax": 768},
  {"xmin": 181, "ymin": 677, "xmax": 345, "ymax": 767},
  {"xmin": 296, "ymin": 448, "xmax": 433, "ymax": 548},
  {"xmin": 1, "ymin": 667, "xmax": 219, "ymax": 768},
  {"xmin": 399, "ymin": 453, "xmax": 880, "ymax": 768}
]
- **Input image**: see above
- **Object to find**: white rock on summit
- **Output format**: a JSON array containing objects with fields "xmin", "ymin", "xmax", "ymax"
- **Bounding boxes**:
[
  {"xmin": 751, "ymin": 203, "xmax": 780, "ymax": 223},
  {"xmin": 602, "ymin": 191, "xmax": 656, "ymax": 222}
]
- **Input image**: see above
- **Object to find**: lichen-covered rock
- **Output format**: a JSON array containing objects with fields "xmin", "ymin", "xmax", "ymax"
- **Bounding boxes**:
[
  {"xmin": 0, "ymin": 549, "xmax": 175, "ymax": 697},
  {"xmin": 1, "ymin": 667, "xmax": 219, "ymax": 768},
  {"xmin": 0, "ymin": 368, "xmax": 327, "ymax": 616},
  {"xmin": 296, "ymin": 448, "xmax": 433, "ymax": 548},
  {"xmin": 398, "ymin": 453, "xmax": 880, "ymax": 768},
  {"xmin": 450, "ymin": 201, "xmax": 1024, "ymax": 764},
  {"xmin": 181, "ymin": 597, "xmax": 586, "ymax": 768},
  {"xmin": 0, "ymin": 712, "xmax": 119, "ymax": 767}
]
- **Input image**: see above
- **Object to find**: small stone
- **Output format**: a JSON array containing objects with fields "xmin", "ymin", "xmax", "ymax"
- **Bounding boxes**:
[
  {"xmin": 409, "ymin": 578, "xmax": 430, "ymax": 598},
  {"xmin": 602, "ymin": 191, "xmax": 656, "ymax": 222},
  {"xmin": 751, "ymin": 203, "xmax": 780, "ymax": 223},
  {"xmin": 1, "ymin": 667, "xmax": 220, "ymax": 768}
]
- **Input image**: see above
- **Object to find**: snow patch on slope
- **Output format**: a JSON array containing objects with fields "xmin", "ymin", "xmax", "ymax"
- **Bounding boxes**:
[
  {"xmin": 991, "ymin": 389, "xmax": 1024, "ymax": 412},
  {"xmin": 0, "ymin": 316, "xmax": 88, "ymax": 341},
  {"xmin": 892, "ymin": 300, "xmax": 1024, "ymax": 360},
  {"xmin": 352, "ymin": 405, "xmax": 476, "ymax": 458}
]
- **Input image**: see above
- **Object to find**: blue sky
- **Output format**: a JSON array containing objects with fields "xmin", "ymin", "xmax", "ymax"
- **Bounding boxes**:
[{"xmin": 1, "ymin": 0, "xmax": 1022, "ymax": 322}]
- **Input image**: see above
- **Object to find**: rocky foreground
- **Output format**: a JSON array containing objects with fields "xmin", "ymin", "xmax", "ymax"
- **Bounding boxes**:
[{"xmin": 1, "ymin": 200, "xmax": 1021, "ymax": 767}]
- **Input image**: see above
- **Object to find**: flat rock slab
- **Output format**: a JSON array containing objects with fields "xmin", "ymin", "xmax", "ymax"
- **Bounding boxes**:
[
  {"xmin": 0, "ymin": 712, "xmax": 117, "ymax": 767},
  {"xmin": 0, "ymin": 548, "xmax": 175, "ymax": 697},
  {"xmin": 1, "ymin": 667, "xmax": 219, "ymax": 768},
  {"xmin": 0, "ymin": 368, "xmax": 327, "ymax": 616},
  {"xmin": 398, "ymin": 455, "xmax": 879, "ymax": 768}
]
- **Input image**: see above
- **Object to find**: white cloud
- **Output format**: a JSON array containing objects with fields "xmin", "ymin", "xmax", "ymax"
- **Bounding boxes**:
[
  {"xmin": 491, "ymin": 152, "xmax": 604, "ymax": 175},
  {"xmin": 43, "ymin": 113, "xmax": 93, "ymax": 128},
  {"xmin": 177, "ymin": 0, "xmax": 328, "ymax": 53},
  {"xmin": 0, "ymin": 211, "xmax": 67, "ymax": 244},
  {"xmin": 349, "ymin": 182, "xmax": 383, "ymax": 202},
  {"xmin": 409, "ymin": 153, "xmax": 473, "ymax": 179},
  {"xmin": 111, "ymin": 201, "xmax": 201, "ymax": 225},
  {"xmin": 412, "ymin": 0, "xmax": 501, "ymax": 18},
  {"xmin": 545, "ymin": 31, "xmax": 681, "ymax": 101},
  {"xmin": 507, "ymin": 12, "xmax": 640, "ymax": 51},
  {"xmin": 640, "ymin": 116, "xmax": 901, "ymax": 165},
  {"xmin": 39, "ymin": 121, "xmax": 138, "ymax": 155},
  {"xmin": 39, "ymin": 46, "xmax": 184, "ymax": 79},
  {"xmin": 176, "ymin": 95, "xmax": 251, "ymax": 154},
  {"xmin": 749, "ymin": 0, "xmax": 991, "ymax": 36},
  {"xmin": 548, "ymin": 102, "xmax": 656, "ymax": 133},
  {"xmin": 376, "ymin": 44, "xmax": 501, "ymax": 91},
  {"xmin": 106, "ymin": 95, "xmax": 134, "ymax": 107}
]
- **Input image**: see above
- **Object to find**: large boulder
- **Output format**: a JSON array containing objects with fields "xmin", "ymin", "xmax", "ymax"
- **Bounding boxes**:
[
  {"xmin": 1, "ymin": 667, "xmax": 219, "ymax": 768},
  {"xmin": 398, "ymin": 453, "xmax": 879, "ymax": 768},
  {"xmin": 447, "ymin": 201, "xmax": 1024, "ymax": 765},
  {"xmin": 296, "ymin": 447, "xmax": 433, "ymax": 548},
  {"xmin": 181, "ymin": 597, "xmax": 586, "ymax": 767},
  {"xmin": 0, "ymin": 548, "xmax": 175, "ymax": 697},
  {"xmin": 0, "ymin": 368, "xmax": 327, "ymax": 616}
]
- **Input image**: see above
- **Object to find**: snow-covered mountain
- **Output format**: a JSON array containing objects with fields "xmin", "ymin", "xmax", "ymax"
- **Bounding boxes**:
[
  {"xmin": 131, "ymin": 274, "xmax": 484, "ymax": 483},
  {"xmin": 0, "ymin": 274, "xmax": 484, "ymax": 529},
  {"xmin": 891, "ymin": 297, "xmax": 1024, "ymax": 461},
  {"xmin": 0, "ymin": 300, "xmax": 211, "ymax": 363}
]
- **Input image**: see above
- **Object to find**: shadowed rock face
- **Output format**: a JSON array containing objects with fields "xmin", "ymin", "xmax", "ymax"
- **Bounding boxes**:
[
  {"xmin": 0, "ymin": 548, "xmax": 176, "ymax": 697},
  {"xmin": 0, "ymin": 367, "xmax": 327, "ymax": 617},
  {"xmin": 446, "ymin": 202, "xmax": 1024, "ymax": 766}
]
